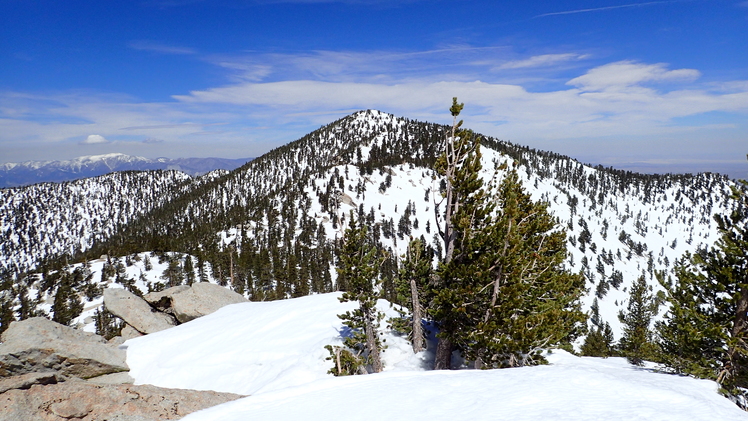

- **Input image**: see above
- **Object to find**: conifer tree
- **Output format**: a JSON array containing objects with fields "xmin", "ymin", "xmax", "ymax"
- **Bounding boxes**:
[
  {"xmin": 161, "ymin": 253, "xmax": 184, "ymax": 287},
  {"xmin": 329, "ymin": 212, "xmax": 385, "ymax": 375},
  {"xmin": 431, "ymin": 97, "xmax": 482, "ymax": 369},
  {"xmin": 582, "ymin": 323, "xmax": 616, "ymax": 358},
  {"xmin": 52, "ymin": 267, "xmax": 83, "ymax": 326},
  {"xmin": 618, "ymin": 275, "xmax": 658, "ymax": 365},
  {"xmin": 431, "ymin": 98, "xmax": 585, "ymax": 369},
  {"xmin": 657, "ymin": 179, "xmax": 748, "ymax": 401},
  {"xmin": 0, "ymin": 270, "xmax": 15, "ymax": 335},
  {"xmin": 581, "ymin": 298, "xmax": 616, "ymax": 357},
  {"xmin": 94, "ymin": 306, "xmax": 124, "ymax": 340}
]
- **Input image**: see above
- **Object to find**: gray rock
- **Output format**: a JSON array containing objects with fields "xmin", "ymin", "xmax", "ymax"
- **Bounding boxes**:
[
  {"xmin": 120, "ymin": 324, "xmax": 144, "ymax": 340},
  {"xmin": 0, "ymin": 372, "xmax": 61, "ymax": 394},
  {"xmin": 170, "ymin": 282, "xmax": 247, "ymax": 323},
  {"xmin": 0, "ymin": 381, "xmax": 244, "ymax": 421},
  {"xmin": 86, "ymin": 372, "xmax": 134, "ymax": 385},
  {"xmin": 104, "ymin": 288, "xmax": 177, "ymax": 334},
  {"xmin": 0, "ymin": 317, "xmax": 128, "ymax": 379},
  {"xmin": 143, "ymin": 285, "xmax": 190, "ymax": 309}
]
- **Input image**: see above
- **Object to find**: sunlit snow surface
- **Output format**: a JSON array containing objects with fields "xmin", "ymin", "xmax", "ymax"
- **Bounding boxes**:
[{"xmin": 124, "ymin": 293, "xmax": 746, "ymax": 420}]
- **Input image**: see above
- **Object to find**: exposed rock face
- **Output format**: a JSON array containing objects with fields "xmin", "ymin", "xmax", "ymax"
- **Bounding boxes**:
[
  {"xmin": 0, "ymin": 317, "xmax": 128, "ymax": 379},
  {"xmin": 104, "ymin": 288, "xmax": 177, "ymax": 334},
  {"xmin": 169, "ymin": 282, "xmax": 247, "ymax": 323},
  {"xmin": 0, "ymin": 381, "xmax": 244, "ymax": 421}
]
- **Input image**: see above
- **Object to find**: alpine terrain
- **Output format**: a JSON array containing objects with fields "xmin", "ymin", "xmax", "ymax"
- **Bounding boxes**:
[{"xmin": 0, "ymin": 108, "xmax": 745, "ymax": 415}]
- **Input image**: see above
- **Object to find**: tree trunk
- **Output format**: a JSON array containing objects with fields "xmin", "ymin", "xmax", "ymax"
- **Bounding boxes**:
[
  {"xmin": 410, "ymin": 277, "xmax": 425, "ymax": 353},
  {"xmin": 364, "ymin": 309, "xmax": 383, "ymax": 373},
  {"xmin": 434, "ymin": 337, "xmax": 453, "ymax": 370},
  {"xmin": 723, "ymin": 285, "xmax": 748, "ymax": 385},
  {"xmin": 229, "ymin": 248, "xmax": 235, "ymax": 287}
]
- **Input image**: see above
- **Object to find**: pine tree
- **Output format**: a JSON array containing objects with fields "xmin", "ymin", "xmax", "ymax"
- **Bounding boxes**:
[
  {"xmin": 618, "ymin": 275, "xmax": 658, "ymax": 365},
  {"xmin": 657, "ymin": 179, "xmax": 748, "ymax": 400},
  {"xmin": 0, "ymin": 270, "xmax": 15, "ymax": 335},
  {"xmin": 161, "ymin": 253, "xmax": 184, "ymax": 287},
  {"xmin": 431, "ymin": 97, "xmax": 482, "ymax": 369},
  {"xmin": 581, "ymin": 298, "xmax": 616, "ymax": 357},
  {"xmin": 581, "ymin": 323, "xmax": 616, "ymax": 358},
  {"xmin": 431, "ymin": 98, "xmax": 585, "ymax": 369},
  {"xmin": 94, "ymin": 306, "xmax": 124, "ymax": 340},
  {"xmin": 329, "ymin": 212, "xmax": 385, "ymax": 375},
  {"xmin": 51, "ymin": 267, "xmax": 83, "ymax": 326}
]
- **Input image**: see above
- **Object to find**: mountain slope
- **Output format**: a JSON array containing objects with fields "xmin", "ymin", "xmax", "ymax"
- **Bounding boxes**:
[{"xmin": 0, "ymin": 170, "xmax": 205, "ymax": 273}]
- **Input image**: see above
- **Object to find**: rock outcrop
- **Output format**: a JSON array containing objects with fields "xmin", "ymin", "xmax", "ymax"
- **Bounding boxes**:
[
  {"xmin": 104, "ymin": 288, "xmax": 177, "ymax": 334},
  {"xmin": 0, "ymin": 372, "xmax": 61, "ymax": 394},
  {"xmin": 0, "ymin": 283, "xmax": 251, "ymax": 421},
  {"xmin": 0, "ymin": 317, "xmax": 128, "ymax": 379},
  {"xmin": 143, "ymin": 285, "xmax": 190, "ymax": 310},
  {"xmin": 168, "ymin": 282, "xmax": 247, "ymax": 323},
  {"xmin": 0, "ymin": 381, "xmax": 244, "ymax": 421}
]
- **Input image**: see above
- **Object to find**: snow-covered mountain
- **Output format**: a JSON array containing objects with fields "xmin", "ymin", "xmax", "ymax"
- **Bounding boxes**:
[
  {"xmin": 0, "ymin": 110, "xmax": 741, "ymax": 342},
  {"xmin": 0, "ymin": 170, "xmax": 221, "ymax": 274},
  {"xmin": 0, "ymin": 153, "xmax": 253, "ymax": 187}
]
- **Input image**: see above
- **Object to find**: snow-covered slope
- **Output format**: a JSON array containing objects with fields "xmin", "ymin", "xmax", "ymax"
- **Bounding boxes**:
[
  {"xmin": 135, "ymin": 110, "xmax": 736, "ymax": 338},
  {"xmin": 121, "ymin": 293, "xmax": 747, "ymax": 420},
  {"xmin": 0, "ymin": 171, "xmax": 198, "ymax": 273}
]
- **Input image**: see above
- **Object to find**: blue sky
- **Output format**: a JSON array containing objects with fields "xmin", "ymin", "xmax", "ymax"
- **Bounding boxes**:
[{"xmin": 1, "ymin": 0, "xmax": 747, "ymax": 178}]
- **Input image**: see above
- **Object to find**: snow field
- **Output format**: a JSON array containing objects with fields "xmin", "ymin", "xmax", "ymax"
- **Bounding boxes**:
[{"xmin": 122, "ymin": 293, "xmax": 747, "ymax": 420}]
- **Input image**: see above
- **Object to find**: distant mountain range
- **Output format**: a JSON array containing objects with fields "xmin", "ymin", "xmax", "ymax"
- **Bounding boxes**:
[{"xmin": 0, "ymin": 153, "xmax": 254, "ymax": 187}]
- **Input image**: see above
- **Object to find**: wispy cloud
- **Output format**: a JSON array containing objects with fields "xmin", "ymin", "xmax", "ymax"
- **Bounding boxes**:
[
  {"xmin": 535, "ymin": 1, "xmax": 676, "ymax": 18},
  {"xmin": 119, "ymin": 122, "xmax": 222, "ymax": 130},
  {"xmin": 2, "ymin": 50, "xmax": 747, "ymax": 175},
  {"xmin": 494, "ymin": 54, "xmax": 590, "ymax": 70},
  {"xmin": 206, "ymin": 46, "xmax": 521, "ymax": 83},
  {"xmin": 129, "ymin": 40, "xmax": 196, "ymax": 55}
]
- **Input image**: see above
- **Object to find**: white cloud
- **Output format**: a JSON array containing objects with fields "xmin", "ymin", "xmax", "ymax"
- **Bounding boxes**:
[
  {"xmin": 567, "ymin": 61, "xmax": 700, "ymax": 91},
  {"xmin": 2, "ymin": 56, "xmax": 747, "ymax": 175},
  {"xmin": 81, "ymin": 134, "xmax": 109, "ymax": 144}
]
